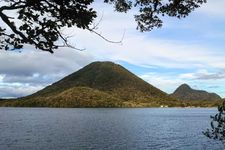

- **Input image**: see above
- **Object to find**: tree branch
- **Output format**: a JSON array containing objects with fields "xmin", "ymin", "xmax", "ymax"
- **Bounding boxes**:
[
  {"xmin": 0, "ymin": 11, "xmax": 27, "ymax": 40},
  {"xmin": 0, "ymin": 1, "xmax": 26, "ymax": 12},
  {"xmin": 57, "ymin": 31, "xmax": 85, "ymax": 51},
  {"xmin": 87, "ymin": 28, "xmax": 124, "ymax": 44}
]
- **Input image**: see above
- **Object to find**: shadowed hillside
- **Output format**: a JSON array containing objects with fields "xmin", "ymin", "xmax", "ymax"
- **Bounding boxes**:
[
  {"xmin": 171, "ymin": 84, "xmax": 222, "ymax": 101},
  {"xmin": 28, "ymin": 61, "xmax": 170, "ymax": 100},
  {"xmin": 0, "ymin": 62, "xmax": 222, "ymax": 107},
  {"xmin": 0, "ymin": 61, "xmax": 179, "ymax": 107}
]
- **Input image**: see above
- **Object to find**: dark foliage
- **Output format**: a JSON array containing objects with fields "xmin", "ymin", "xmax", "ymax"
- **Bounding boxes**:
[
  {"xmin": 203, "ymin": 101, "xmax": 225, "ymax": 145},
  {"xmin": 106, "ymin": 0, "xmax": 206, "ymax": 31},
  {"xmin": 0, "ymin": 0, "xmax": 206, "ymax": 52},
  {"xmin": 0, "ymin": 0, "xmax": 96, "ymax": 53}
]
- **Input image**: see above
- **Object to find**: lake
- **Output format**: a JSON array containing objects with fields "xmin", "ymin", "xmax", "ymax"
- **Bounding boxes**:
[{"xmin": 0, "ymin": 108, "xmax": 224, "ymax": 150}]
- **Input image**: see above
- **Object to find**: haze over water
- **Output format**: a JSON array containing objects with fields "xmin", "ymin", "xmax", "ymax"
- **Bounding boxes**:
[{"xmin": 0, "ymin": 108, "xmax": 223, "ymax": 150}]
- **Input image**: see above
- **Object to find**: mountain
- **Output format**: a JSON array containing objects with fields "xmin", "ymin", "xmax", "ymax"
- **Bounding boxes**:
[
  {"xmin": 1, "ymin": 61, "xmax": 178, "ymax": 107},
  {"xmin": 171, "ymin": 84, "xmax": 222, "ymax": 101}
]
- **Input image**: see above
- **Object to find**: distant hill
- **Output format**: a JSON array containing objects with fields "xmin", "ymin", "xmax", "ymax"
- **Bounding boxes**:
[
  {"xmin": 0, "ymin": 61, "xmax": 179, "ymax": 107},
  {"xmin": 0, "ymin": 63, "xmax": 222, "ymax": 107},
  {"xmin": 171, "ymin": 84, "xmax": 222, "ymax": 101}
]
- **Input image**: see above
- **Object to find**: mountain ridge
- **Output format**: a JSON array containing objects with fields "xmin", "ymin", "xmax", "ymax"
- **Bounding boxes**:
[
  {"xmin": 27, "ymin": 61, "xmax": 170, "ymax": 100},
  {"xmin": 171, "ymin": 83, "xmax": 221, "ymax": 101},
  {"xmin": 0, "ymin": 62, "xmax": 222, "ymax": 107},
  {"xmin": 1, "ymin": 61, "xmax": 179, "ymax": 107}
]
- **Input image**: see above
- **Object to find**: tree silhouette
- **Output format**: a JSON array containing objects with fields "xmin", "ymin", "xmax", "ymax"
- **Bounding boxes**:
[
  {"xmin": 0, "ymin": 0, "xmax": 206, "ymax": 53},
  {"xmin": 203, "ymin": 101, "xmax": 225, "ymax": 146}
]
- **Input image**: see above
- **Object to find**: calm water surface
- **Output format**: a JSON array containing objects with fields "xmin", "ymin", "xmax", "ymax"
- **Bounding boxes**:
[{"xmin": 0, "ymin": 108, "xmax": 223, "ymax": 150}]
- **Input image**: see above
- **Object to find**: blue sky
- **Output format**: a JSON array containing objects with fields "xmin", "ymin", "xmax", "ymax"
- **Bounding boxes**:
[{"xmin": 1, "ymin": 1, "xmax": 225, "ymax": 98}]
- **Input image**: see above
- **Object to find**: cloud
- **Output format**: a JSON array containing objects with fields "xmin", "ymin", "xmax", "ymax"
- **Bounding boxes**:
[
  {"xmin": 139, "ymin": 72, "xmax": 184, "ymax": 94},
  {"xmin": 82, "ymin": 31, "xmax": 225, "ymax": 70},
  {"xmin": 179, "ymin": 69, "xmax": 225, "ymax": 80},
  {"xmin": 196, "ymin": 73, "xmax": 225, "ymax": 80},
  {"xmin": 0, "ymin": 83, "xmax": 44, "ymax": 98},
  {"xmin": 208, "ymin": 85, "xmax": 220, "ymax": 89},
  {"xmin": 0, "ymin": 48, "xmax": 94, "ymax": 98},
  {"xmin": 198, "ymin": 1, "xmax": 225, "ymax": 17},
  {"xmin": 1, "ymin": 1, "xmax": 225, "ymax": 98},
  {"xmin": 139, "ymin": 69, "xmax": 225, "ymax": 97},
  {"xmin": 64, "ymin": 2, "xmax": 225, "ymax": 71},
  {"xmin": 0, "ymin": 48, "xmax": 93, "ymax": 74}
]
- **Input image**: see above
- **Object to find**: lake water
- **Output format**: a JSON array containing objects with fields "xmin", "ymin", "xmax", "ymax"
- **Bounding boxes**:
[{"xmin": 0, "ymin": 108, "xmax": 224, "ymax": 150}]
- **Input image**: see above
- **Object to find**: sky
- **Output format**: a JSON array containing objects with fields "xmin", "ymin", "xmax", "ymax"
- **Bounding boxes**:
[{"xmin": 1, "ymin": 1, "xmax": 225, "ymax": 98}]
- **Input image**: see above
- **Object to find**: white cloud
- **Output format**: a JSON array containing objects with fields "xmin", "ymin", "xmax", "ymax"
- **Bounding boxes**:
[
  {"xmin": 1, "ymin": 1, "xmax": 225, "ymax": 98},
  {"xmin": 198, "ymin": 1, "xmax": 225, "ymax": 17},
  {"xmin": 0, "ymin": 48, "xmax": 93, "ymax": 75},
  {"xmin": 0, "ymin": 48, "xmax": 94, "ymax": 97},
  {"xmin": 76, "ymin": 28, "xmax": 225, "ymax": 70},
  {"xmin": 139, "ymin": 67, "xmax": 225, "ymax": 98},
  {"xmin": 0, "ymin": 83, "xmax": 43, "ymax": 98},
  {"xmin": 140, "ymin": 70, "xmax": 225, "ymax": 97},
  {"xmin": 140, "ymin": 73, "xmax": 184, "ymax": 94},
  {"xmin": 179, "ymin": 69, "xmax": 225, "ymax": 80},
  {"xmin": 63, "ymin": 2, "xmax": 225, "ymax": 71}
]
